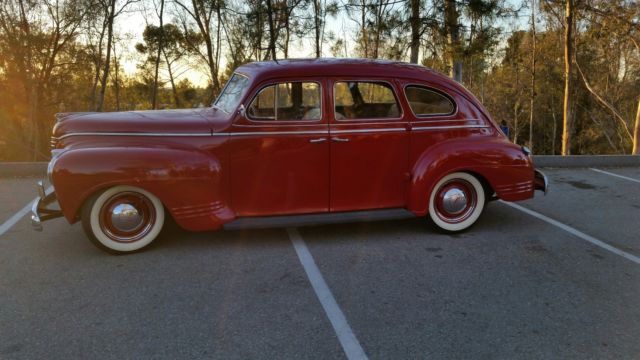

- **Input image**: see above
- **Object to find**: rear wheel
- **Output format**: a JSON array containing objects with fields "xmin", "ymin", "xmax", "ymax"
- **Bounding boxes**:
[
  {"xmin": 81, "ymin": 185, "xmax": 165, "ymax": 254},
  {"xmin": 428, "ymin": 172, "xmax": 485, "ymax": 233}
]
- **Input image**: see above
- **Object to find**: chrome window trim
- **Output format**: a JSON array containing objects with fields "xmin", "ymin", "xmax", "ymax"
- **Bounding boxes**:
[
  {"xmin": 412, "ymin": 124, "xmax": 490, "ymax": 131},
  {"xmin": 213, "ymin": 72, "xmax": 250, "ymax": 114},
  {"xmin": 403, "ymin": 84, "xmax": 458, "ymax": 118},
  {"xmin": 330, "ymin": 127, "xmax": 406, "ymax": 134},
  {"xmin": 332, "ymin": 80, "xmax": 404, "ymax": 122},
  {"xmin": 246, "ymin": 80, "xmax": 323, "ymax": 123},
  {"xmin": 230, "ymin": 130, "xmax": 328, "ymax": 136},
  {"xmin": 331, "ymin": 121, "xmax": 407, "ymax": 127}
]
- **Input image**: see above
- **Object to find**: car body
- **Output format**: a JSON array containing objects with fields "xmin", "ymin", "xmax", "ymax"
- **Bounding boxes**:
[{"xmin": 32, "ymin": 58, "xmax": 548, "ymax": 253}]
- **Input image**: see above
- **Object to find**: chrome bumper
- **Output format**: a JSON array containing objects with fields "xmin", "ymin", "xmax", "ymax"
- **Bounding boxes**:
[
  {"xmin": 534, "ymin": 169, "xmax": 549, "ymax": 195},
  {"xmin": 31, "ymin": 181, "xmax": 63, "ymax": 231}
]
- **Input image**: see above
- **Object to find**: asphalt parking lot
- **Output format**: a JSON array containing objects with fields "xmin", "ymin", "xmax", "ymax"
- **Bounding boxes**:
[{"xmin": 1, "ymin": 167, "xmax": 639, "ymax": 360}]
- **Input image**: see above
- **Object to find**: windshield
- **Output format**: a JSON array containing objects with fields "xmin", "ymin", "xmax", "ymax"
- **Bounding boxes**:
[{"xmin": 214, "ymin": 73, "xmax": 250, "ymax": 113}]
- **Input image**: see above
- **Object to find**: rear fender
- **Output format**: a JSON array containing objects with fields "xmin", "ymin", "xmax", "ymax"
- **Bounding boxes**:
[
  {"xmin": 408, "ymin": 137, "xmax": 534, "ymax": 216},
  {"xmin": 51, "ymin": 147, "xmax": 233, "ymax": 231}
]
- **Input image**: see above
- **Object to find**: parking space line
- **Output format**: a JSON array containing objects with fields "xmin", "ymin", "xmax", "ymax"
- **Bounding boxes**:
[
  {"xmin": 590, "ymin": 168, "xmax": 640, "ymax": 184},
  {"xmin": 501, "ymin": 201, "xmax": 640, "ymax": 265},
  {"xmin": 287, "ymin": 227, "xmax": 368, "ymax": 360},
  {"xmin": 0, "ymin": 198, "xmax": 36, "ymax": 237}
]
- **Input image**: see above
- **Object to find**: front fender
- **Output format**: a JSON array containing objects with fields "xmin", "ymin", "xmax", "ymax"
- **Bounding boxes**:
[
  {"xmin": 51, "ymin": 146, "xmax": 233, "ymax": 231},
  {"xmin": 407, "ymin": 136, "xmax": 534, "ymax": 215}
]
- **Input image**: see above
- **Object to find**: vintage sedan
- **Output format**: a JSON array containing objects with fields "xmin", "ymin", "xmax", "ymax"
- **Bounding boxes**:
[{"xmin": 32, "ymin": 58, "xmax": 547, "ymax": 253}]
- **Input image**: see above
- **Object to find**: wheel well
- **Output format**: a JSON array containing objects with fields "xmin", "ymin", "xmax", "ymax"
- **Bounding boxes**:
[{"xmin": 463, "ymin": 171, "xmax": 496, "ymax": 200}]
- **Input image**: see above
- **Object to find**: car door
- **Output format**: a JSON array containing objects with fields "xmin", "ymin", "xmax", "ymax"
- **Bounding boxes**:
[
  {"xmin": 329, "ymin": 79, "xmax": 410, "ymax": 212},
  {"xmin": 229, "ymin": 79, "xmax": 330, "ymax": 217}
]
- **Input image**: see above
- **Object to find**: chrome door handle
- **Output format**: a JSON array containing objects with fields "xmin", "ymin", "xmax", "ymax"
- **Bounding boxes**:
[
  {"xmin": 331, "ymin": 137, "xmax": 350, "ymax": 142},
  {"xmin": 309, "ymin": 138, "xmax": 327, "ymax": 143}
]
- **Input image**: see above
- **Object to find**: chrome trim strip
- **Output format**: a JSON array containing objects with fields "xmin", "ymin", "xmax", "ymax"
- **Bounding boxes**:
[
  {"xmin": 56, "ymin": 132, "xmax": 219, "ymax": 140},
  {"xmin": 412, "ymin": 125, "xmax": 490, "ymax": 131},
  {"xmin": 229, "ymin": 130, "xmax": 328, "ymax": 136},
  {"xmin": 56, "ymin": 125, "xmax": 489, "ymax": 140},
  {"xmin": 330, "ymin": 127, "xmax": 406, "ymax": 134},
  {"xmin": 411, "ymin": 118, "xmax": 481, "ymax": 124}
]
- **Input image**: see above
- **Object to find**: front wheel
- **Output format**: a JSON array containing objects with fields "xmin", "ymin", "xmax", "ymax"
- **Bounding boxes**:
[
  {"xmin": 428, "ymin": 172, "xmax": 485, "ymax": 233},
  {"xmin": 81, "ymin": 185, "xmax": 165, "ymax": 254}
]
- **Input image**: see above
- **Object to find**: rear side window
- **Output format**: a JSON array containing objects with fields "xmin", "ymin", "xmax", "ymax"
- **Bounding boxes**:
[
  {"xmin": 248, "ymin": 82, "xmax": 321, "ymax": 121},
  {"xmin": 405, "ymin": 86, "xmax": 455, "ymax": 116},
  {"xmin": 334, "ymin": 81, "xmax": 400, "ymax": 120}
]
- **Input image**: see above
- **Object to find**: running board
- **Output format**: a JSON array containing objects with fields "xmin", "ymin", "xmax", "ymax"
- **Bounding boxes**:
[{"xmin": 223, "ymin": 208, "xmax": 415, "ymax": 231}]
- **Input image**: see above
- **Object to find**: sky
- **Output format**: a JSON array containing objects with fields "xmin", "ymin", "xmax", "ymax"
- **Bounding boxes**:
[{"xmin": 117, "ymin": 1, "xmax": 532, "ymax": 88}]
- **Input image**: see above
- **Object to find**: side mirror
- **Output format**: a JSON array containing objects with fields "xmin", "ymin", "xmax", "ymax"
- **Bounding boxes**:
[{"xmin": 237, "ymin": 104, "xmax": 246, "ymax": 117}]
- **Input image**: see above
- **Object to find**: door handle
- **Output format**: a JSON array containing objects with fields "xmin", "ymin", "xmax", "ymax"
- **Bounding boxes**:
[
  {"xmin": 331, "ymin": 137, "xmax": 350, "ymax": 142},
  {"xmin": 309, "ymin": 138, "xmax": 327, "ymax": 143}
]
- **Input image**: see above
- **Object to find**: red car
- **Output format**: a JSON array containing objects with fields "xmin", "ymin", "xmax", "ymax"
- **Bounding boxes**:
[{"xmin": 32, "ymin": 59, "xmax": 547, "ymax": 254}]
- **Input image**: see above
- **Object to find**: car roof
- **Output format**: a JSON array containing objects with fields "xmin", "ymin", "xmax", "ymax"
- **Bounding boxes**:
[{"xmin": 235, "ymin": 58, "xmax": 445, "ymax": 83}]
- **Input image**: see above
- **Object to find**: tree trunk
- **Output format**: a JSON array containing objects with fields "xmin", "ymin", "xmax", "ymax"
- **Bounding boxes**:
[
  {"xmin": 633, "ymin": 97, "xmax": 640, "ymax": 155},
  {"xmin": 409, "ymin": 0, "xmax": 420, "ymax": 63},
  {"xmin": 561, "ymin": 0, "xmax": 573, "ymax": 155},
  {"xmin": 529, "ymin": 0, "xmax": 536, "ymax": 151},
  {"xmin": 313, "ymin": 0, "xmax": 321, "ymax": 57},
  {"xmin": 265, "ymin": 0, "xmax": 277, "ymax": 60},
  {"xmin": 113, "ymin": 41, "xmax": 120, "ymax": 110},
  {"xmin": 90, "ymin": 19, "xmax": 107, "ymax": 110},
  {"xmin": 445, "ymin": 0, "xmax": 461, "ymax": 82},
  {"xmin": 165, "ymin": 55, "xmax": 180, "ymax": 108},
  {"xmin": 96, "ymin": 0, "xmax": 115, "ymax": 112},
  {"xmin": 152, "ymin": 0, "xmax": 164, "ymax": 110}
]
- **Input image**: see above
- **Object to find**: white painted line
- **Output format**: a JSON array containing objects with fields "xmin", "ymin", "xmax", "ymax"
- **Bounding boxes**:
[
  {"xmin": 501, "ymin": 201, "xmax": 640, "ymax": 265},
  {"xmin": 590, "ymin": 168, "xmax": 640, "ymax": 184},
  {"xmin": 287, "ymin": 227, "xmax": 368, "ymax": 360},
  {"xmin": 0, "ymin": 198, "xmax": 36, "ymax": 237}
]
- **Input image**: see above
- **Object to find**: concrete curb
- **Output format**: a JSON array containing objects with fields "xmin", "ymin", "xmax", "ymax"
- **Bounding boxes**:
[
  {"xmin": 1, "ymin": 156, "xmax": 639, "ymax": 178},
  {"xmin": 532, "ymin": 155, "xmax": 640, "ymax": 168}
]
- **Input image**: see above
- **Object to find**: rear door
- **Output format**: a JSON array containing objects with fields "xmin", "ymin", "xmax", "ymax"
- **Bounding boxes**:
[{"xmin": 329, "ymin": 79, "xmax": 410, "ymax": 212}]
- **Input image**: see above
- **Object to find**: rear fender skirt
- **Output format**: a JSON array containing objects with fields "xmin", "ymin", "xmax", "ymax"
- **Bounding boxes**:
[{"xmin": 51, "ymin": 147, "xmax": 233, "ymax": 231}]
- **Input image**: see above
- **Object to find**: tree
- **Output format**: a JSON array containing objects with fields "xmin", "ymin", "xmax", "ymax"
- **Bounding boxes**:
[
  {"xmin": 445, "ymin": 0, "xmax": 461, "ymax": 81},
  {"xmin": 0, "ymin": 0, "xmax": 88, "ymax": 159},
  {"xmin": 95, "ymin": 0, "xmax": 140, "ymax": 111},
  {"xmin": 529, "ymin": 0, "xmax": 537, "ymax": 151},
  {"xmin": 174, "ymin": 0, "xmax": 223, "ymax": 94},
  {"xmin": 561, "ymin": 0, "xmax": 573, "ymax": 155}
]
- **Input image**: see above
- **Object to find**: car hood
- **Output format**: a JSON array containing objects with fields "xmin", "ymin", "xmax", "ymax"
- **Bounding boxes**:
[{"xmin": 53, "ymin": 108, "xmax": 231, "ymax": 138}]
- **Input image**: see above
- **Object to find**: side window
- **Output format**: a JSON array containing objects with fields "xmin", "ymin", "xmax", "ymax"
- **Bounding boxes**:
[
  {"xmin": 334, "ymin": 81, "xmax": 400, "ymax": 120},
  {"xmin": 247, "ymin": 82, "xmax": 321, "ymax": 121},
  {"xmin": 405, "ymin": 86, "xmax": 455, "ymax": 116}
]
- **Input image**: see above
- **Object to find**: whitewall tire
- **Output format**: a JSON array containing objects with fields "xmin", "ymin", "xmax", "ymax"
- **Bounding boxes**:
[
  {"xmin": 81, "ymin": 185, "xmax": 165, "ymax": 254},
  {"xmin": 428, "ymin": 172, "xmax": 485, "ymax": 232}
]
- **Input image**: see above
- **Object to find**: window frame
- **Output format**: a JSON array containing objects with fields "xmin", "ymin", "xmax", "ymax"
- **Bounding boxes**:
[
  {"xmin": 403, "ymin": 84, "xmax": 458, "ymax": 118},
  {"xmin": 213, "ymin": 72, "xmax": 250, "ymax": 114},
  {"xmin": 332, "ymin": 79, "xmax": 404, "ymax": 122},
  {"xmin": 245, "ymin": 80, "xmax": 323, "ymax": 123}
]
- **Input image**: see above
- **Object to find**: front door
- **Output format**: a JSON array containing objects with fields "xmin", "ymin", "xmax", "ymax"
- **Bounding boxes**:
[
  {"xmin": 329, "ymin": 79, "xmax": 410, "ymax": 212},
  {"xmin": 229, "ymin": 79, "xmax": 329, "ymax": 216}
]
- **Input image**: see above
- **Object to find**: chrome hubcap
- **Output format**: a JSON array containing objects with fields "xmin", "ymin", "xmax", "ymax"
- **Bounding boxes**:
[
  {"xmin": 441, "ymin": 188, "xmax": 467, "ymax": 214},
  {"xmin": 110, "ymin": 203, "xmax": 143, "ymax": 232},
  {"xmin": 99, "ymin": 191, "xmax": 156, "ymax": 243}
]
